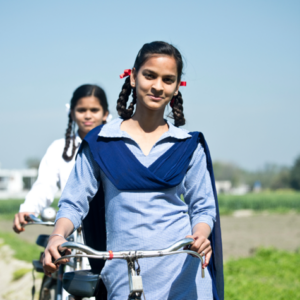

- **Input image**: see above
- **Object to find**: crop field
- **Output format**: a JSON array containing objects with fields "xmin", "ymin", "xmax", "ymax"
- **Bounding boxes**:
[{"xmin": 218, "ymin": 191, "xmax": 300, "ymax": 214}]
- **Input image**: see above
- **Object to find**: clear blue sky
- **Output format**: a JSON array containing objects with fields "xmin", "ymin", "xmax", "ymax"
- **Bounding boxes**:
[{"xmin": 0, "ymin": 0, "xmax": 299, "ymax": 170}]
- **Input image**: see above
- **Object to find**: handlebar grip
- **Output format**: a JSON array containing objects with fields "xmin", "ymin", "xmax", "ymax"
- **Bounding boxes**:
[{"xmin": 51, "ymin": 250, "xmax": 67, "ymax": 264}]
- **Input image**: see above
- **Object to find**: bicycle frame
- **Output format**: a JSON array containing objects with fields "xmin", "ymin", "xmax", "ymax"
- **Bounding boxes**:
[{"xmin": 23, "ymin": 213, "xmax": 90, "ymax": 300}]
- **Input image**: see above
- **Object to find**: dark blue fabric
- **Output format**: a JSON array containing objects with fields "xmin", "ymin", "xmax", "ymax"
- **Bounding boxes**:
[{"xmin": 81, "ymin": 125, "xmax": 224, "ymax": 300}]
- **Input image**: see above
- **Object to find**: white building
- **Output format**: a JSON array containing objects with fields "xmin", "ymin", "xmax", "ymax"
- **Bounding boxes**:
[
  {"xmin": 0, "ymin": 169, "xmax": 37, "ymax": 199},
  {"xmin": 215, "ymin": 180, "xmax": 232, "ymax": 194}
]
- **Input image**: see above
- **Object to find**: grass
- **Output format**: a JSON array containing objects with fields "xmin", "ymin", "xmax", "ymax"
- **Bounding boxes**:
[
  {"xmin": 224, "ymin": 248, "xmax": 300, "ymax": 300},
  {"xmin": 0, "ymin": 231, "xmax": 42, "ymax": 263},
  {"xmin": 0, "ymin": 199, "xmax": 59, "ymax": 220},
  {"xmin": 218, "ymin": 191, "xmax": 300, "ymax": 215},
  {"xmin": 12, "ymin": 268, "xmax": 32, "ymax": 281}
]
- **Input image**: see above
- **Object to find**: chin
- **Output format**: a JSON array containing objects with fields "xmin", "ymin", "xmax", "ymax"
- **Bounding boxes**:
[{"xmin": 147, "ymin": 103, "xmax": 166, "ymax": 111}]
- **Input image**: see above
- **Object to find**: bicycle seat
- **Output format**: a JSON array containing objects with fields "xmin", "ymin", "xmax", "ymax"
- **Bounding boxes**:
[{"xmin": 62, "ymin": 270, "xmax": 102, "ymax": 297}]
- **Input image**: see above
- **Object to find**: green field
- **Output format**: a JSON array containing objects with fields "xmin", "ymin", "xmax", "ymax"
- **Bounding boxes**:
[
  {"xmin": 224, "ymin": 248, "xmax": 300, "ymax": 299},
  {"xmin": 1, "ymin": 192, "xmax": 299, "ymax": 219},
  {"xmin": 0, "ymin": 199, "xmax": 59, "ymax": 220},
  {"xmin": 0, "ymin": 230, "xmax": 42, "ymax": 262},
  {"xmin": 218, "ymin": 191, "xmax": 300, "ymax": 215}
]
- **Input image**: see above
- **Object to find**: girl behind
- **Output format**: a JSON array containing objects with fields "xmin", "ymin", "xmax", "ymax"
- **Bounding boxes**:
[{"xmin": 13, "ymin": 84, "xmax": 109, "ymax": 232}]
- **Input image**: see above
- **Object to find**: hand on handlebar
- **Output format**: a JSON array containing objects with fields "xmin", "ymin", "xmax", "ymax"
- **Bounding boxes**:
[
  {"xmin": 43, "ymin": 235, "xmax": 71, "ymax": 276},
  {"xmin": 185, "ymin": 233, "xmax": 212, "ymax": 269},
  {"xmin": 13, "ymin": 212, "xmax": 36, "ymax": 233}
]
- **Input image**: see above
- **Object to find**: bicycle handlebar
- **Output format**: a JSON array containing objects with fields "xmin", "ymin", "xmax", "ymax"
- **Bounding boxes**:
[
  {"xmin": 55, "ymin": 238, "xmax": 205, "ymax": 277},
  {"xmin": 22, "ymin": 214, "xmax": 55, "ymax": 227}
]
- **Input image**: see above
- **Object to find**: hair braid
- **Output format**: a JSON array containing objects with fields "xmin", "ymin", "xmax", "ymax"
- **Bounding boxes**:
[
  {"xmin": 116, "ymin": 77, "xmax": 136, "ymax": 119},
  {"xmin": 62, "ymin": 114, "xmax": 77, "ymax": 161},
  {"xmin": 172, "ymin": 91, "xmax": 185, "ymax": 127}
]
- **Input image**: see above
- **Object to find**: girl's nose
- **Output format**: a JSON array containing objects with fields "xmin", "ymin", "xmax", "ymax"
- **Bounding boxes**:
[
  {"xmin": 85, "ymin": 110, "xmax": 92, "ymax": 119},
  {"xmin": 152, "ymin": 79, "xmax": 164, "ymax": 92}
]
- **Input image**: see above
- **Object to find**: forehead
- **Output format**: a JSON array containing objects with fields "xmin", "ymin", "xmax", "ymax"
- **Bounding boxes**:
[
  {"xmin": 75, "ymin": 96, "xmax": 102, "ymax": 107},
  {"xmin": 140, "ymin": 55, "xmax": 177, "ymax": 75}
]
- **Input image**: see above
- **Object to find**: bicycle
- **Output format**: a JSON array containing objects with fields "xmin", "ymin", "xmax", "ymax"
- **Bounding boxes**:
[
  {"xmin": 54, "ymin": 237, "xmax": 205, "ymax": 300},
  {"xmin": 23, "ymin": 208, "xmax": 91, "ymax": 300}
]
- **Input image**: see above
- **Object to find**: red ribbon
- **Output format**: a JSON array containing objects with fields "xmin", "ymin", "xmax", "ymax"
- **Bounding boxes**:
[
  {"xmin": 108, "ymin": 250, "xmax": 113, "ymax": 260},
  {"xmin": 170, "ymin": 98, "xmax": 175, "ymax": 108},
  {"xmin": 120, "ymin": 69, "xmax": 131, "ymax": 79},
  {"xmin": 180, "ymin": 81, "xmax": 186, "ymax": 86}
]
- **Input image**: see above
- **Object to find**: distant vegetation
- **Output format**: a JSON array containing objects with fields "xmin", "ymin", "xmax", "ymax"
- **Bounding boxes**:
[
  {"xmin": 1, "ymin": 193, "xmax": 299, "ymax": 220},
  {"xmin": 213, "ymin": 154, "xmax": 300, "ymax": 191},
  {"xmin": 0, "ymin": 199, "xmax": 59, "ymax": 220},
  {"xmin": 218, "ymin": 191, "xmax": 300, "ymax": 215}
]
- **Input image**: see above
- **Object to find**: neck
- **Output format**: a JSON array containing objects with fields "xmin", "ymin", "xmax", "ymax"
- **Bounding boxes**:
[
  {"xmin": 78, "ymin": 130, "xmax": 87, "ymax": 140},
  {"xmin": 131, "ymin": 103, "xmax": 166, "ymax": 133}
]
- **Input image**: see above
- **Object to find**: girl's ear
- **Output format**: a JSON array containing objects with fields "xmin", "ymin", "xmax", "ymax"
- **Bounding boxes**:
[
  {"xmin": 130, "ymin": 68, "xmax": 137, "ymax": 88},
  {"xmin": 174, "ymin": 82, "xmax": 181, "ymax": 96}
]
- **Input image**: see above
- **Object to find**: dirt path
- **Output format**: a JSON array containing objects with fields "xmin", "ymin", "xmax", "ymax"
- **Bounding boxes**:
[
  {"xmin": 0, "ymin": 239, "xmax": 42, "ymax": 300},
  {"xmin": 221, "ymin": 212, "xmax": 300, "ymax": 261}
]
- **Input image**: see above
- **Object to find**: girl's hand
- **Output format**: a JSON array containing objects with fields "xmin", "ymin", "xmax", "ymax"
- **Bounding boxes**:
[
  {"xmin": 185, "ymin": 232, "xmax": 212, "ymax": 269},
  {"xmin": 43, "ymin": 236, "xmax": 71, "ymax": 276},
  {"xmin": 13, "ymin": 212, "xmax": 36, "ymax": 233}
]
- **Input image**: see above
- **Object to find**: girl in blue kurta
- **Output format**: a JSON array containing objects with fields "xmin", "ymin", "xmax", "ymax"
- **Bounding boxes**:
[{"xmin": 44, "ymin": 41, "xmax": 224, "ymax": 300}]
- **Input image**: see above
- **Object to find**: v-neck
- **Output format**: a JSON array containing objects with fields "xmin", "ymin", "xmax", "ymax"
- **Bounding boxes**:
[
  {"xmin": 96, "ymin": 117, "xmax": 192, "ymax": 168},
  {"xmin": 99, "ymin": 118, "xmax": 191, "ymax": 141},
  {"xmin": 118, "ymin": 136, "xmax": 183, "ymax": 170}
]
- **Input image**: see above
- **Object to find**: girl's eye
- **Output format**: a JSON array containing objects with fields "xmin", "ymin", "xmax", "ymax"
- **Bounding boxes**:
[
  {"xmin": 76, "ymin": 108, "xmax": 86, "ymax": 113},
  {"xmin": 144, "ymin": 73, "xmax": 154, "ymax": 79},
  {"xmin": 91, "ymin": 109, "xmax": 100, "ymax": 113}
]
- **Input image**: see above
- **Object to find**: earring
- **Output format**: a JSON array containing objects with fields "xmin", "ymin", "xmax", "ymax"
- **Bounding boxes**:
[{"xmin": 132, "ymin": 83, "xmax": 135, "ymax": 87}]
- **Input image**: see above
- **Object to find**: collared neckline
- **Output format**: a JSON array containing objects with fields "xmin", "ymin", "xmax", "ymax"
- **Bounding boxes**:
[{"xmin": 98, "ymin": 118, "xmax": 191, "ymax": 142}]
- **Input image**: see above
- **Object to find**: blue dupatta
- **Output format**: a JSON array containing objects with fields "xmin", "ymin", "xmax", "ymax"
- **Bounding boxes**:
[{"xmin": 80, "ymin": 125, "xmax": 224, "ymax": 300}]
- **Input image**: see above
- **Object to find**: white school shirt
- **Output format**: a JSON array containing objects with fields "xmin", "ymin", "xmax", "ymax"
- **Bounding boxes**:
[{"xmin": 19, "ymin": 134, "xmax": 81, "ymax": 214}]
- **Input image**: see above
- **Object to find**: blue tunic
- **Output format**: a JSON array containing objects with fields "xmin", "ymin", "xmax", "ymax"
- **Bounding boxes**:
[{"xmin": 57, "ymin": 118, "xmax": 217, "ymax": 300}]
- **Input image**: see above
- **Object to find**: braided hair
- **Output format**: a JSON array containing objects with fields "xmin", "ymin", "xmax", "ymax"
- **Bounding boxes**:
[
  {"xmin": 62, "ymin": 84, "xmax": 108, "ymax": 161},
  {"xmin": 116, "ymin": 41, "xmax": 185, "ymax": 126}
]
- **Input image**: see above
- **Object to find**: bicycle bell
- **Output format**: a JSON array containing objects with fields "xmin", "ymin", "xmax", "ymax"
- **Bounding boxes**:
[{"xmin": 41, "ymin": 207, "xmax": 57, "ymax": 222}]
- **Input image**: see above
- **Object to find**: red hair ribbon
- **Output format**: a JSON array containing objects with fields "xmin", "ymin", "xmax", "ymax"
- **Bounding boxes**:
[
  {"xmin": 108, "ymin": 250, "xmax": 113, "ymax": 260},
  {"xmin": 170, "ymin": 82, "xmax": 186, "ymax": 107},
  {"xmin": 170, "ymin": 98, "xmax": 175, "ymax": 108},
  {"xmin": 120, "ymin": 69, "xmax": 131, "ymax": 79}
]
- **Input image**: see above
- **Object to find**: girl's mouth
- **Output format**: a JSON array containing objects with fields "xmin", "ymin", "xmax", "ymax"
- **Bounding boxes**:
[
  {"xmin": 84, "ymin": 122, "xmax": 93, "ymax": 126},
  {"xmin": 148, "ymin": 95, "xmax": 163, "ymax": 101}
]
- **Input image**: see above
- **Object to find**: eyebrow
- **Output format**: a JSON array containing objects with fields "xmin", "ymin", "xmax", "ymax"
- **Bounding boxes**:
[{"xmin": 143, "ymin": 69, "xmax": 176, "ymax": 78}]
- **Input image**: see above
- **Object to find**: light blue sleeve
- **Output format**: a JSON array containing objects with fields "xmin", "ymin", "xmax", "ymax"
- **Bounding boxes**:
[
  {"xmin": 55, "ymin": 143, "xmax": 101, "ymax": 230},
  {"xmin": 183, "ymin": 143, "xmax": 216, "ymax": 232}
]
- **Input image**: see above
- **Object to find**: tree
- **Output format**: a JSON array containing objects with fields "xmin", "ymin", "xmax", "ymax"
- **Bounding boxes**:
[
  {"xmin": 290, "ymin": 155, "xmax": 300, "ymax": 190},
  {"xmin": 25, "ymin": 157, "xmax": 41, "ymax": 169}
]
